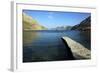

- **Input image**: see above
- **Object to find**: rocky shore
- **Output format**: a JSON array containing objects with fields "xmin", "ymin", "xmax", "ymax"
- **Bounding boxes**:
[{"xmin": 62, "ymin": 36, "xmax": 91, "ymax": 59}]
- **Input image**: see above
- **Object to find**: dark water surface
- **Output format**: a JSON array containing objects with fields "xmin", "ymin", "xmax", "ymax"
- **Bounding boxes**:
[{"xmin": 23, "ymin": 30, "xmax": 91, "ymax": 62}]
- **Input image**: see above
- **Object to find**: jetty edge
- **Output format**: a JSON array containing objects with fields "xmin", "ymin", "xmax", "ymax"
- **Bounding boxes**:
[{"xmin": 62, "ymin": 36, "xmax": 91, "ymax": 59}]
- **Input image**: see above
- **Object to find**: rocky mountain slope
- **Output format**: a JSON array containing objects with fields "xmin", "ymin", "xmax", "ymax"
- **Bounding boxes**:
[
  {"xmin": 23, "ymin": 13, "xmax": 47, "ymax": 30},
  {"xmin": 71, "ymin": 16, "xmax": 91, "ymax": 31}
]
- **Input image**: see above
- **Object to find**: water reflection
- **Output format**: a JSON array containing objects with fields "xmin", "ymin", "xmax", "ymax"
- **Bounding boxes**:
[
  {"xmin": 79, "ymin": 31, "xmax": 91, "ymax": 49},
  {"xmin": 23, "ymin": 31, "xmax": 39, "ymax": 46}
]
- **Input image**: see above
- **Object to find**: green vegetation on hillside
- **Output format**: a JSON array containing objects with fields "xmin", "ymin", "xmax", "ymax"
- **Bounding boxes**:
[{"xmin": 23, "ymin": 13, "xmax": 47, "ymax": 30}]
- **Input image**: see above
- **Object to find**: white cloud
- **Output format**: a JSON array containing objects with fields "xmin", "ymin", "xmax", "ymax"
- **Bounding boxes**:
[
  {"xmin": 47, "ymin": 12, "xmax": 54, "ymax": 19},
  {"xmin": 48, "ymin": 15, "xmax": 53, "ymax": 19}
]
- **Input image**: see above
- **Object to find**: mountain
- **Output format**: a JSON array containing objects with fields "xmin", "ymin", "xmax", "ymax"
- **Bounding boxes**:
[
  {"xmin": 23, "ymin": 13, "xmax": 47, "ymax": 30},
  {"xmin": 71, "ymin": 16, "xmax": 91, "ymax": 31},
  {"xmin": 51, "ymin": 26, "xmax": 72, "ymax": 30}
]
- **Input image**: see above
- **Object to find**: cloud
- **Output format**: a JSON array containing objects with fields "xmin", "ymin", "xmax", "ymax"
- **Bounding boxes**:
[
  {"xmin": 48, "ymin": 15, "xmax": 53, "ymax": 19},
  {"xmin": 47, "ymin": 12, "xmax": 54, "ymax": 19}
]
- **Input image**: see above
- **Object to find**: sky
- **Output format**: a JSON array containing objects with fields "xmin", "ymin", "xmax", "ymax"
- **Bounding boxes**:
[{"xmin": 23, "ymin": 10, "xmax": 91, "ymax": 29}]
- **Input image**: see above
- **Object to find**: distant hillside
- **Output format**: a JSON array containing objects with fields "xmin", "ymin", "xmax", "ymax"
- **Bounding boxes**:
[
  {"xmin": 51, "ymin": 26, "xmax": 72, "ymax": 30},
  {"xmin": 23, "ymin": 13, "xmax": 47, "ymax": 30},
  {"xmin": 71, "ymin": 16, "xmax": 91, "ymax": 31}
]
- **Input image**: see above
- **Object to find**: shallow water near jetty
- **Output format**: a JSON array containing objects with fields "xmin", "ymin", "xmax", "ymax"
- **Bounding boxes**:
[{"xmin": 23, "ymin": 30, "xmax": 91, "ymax": 62}]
